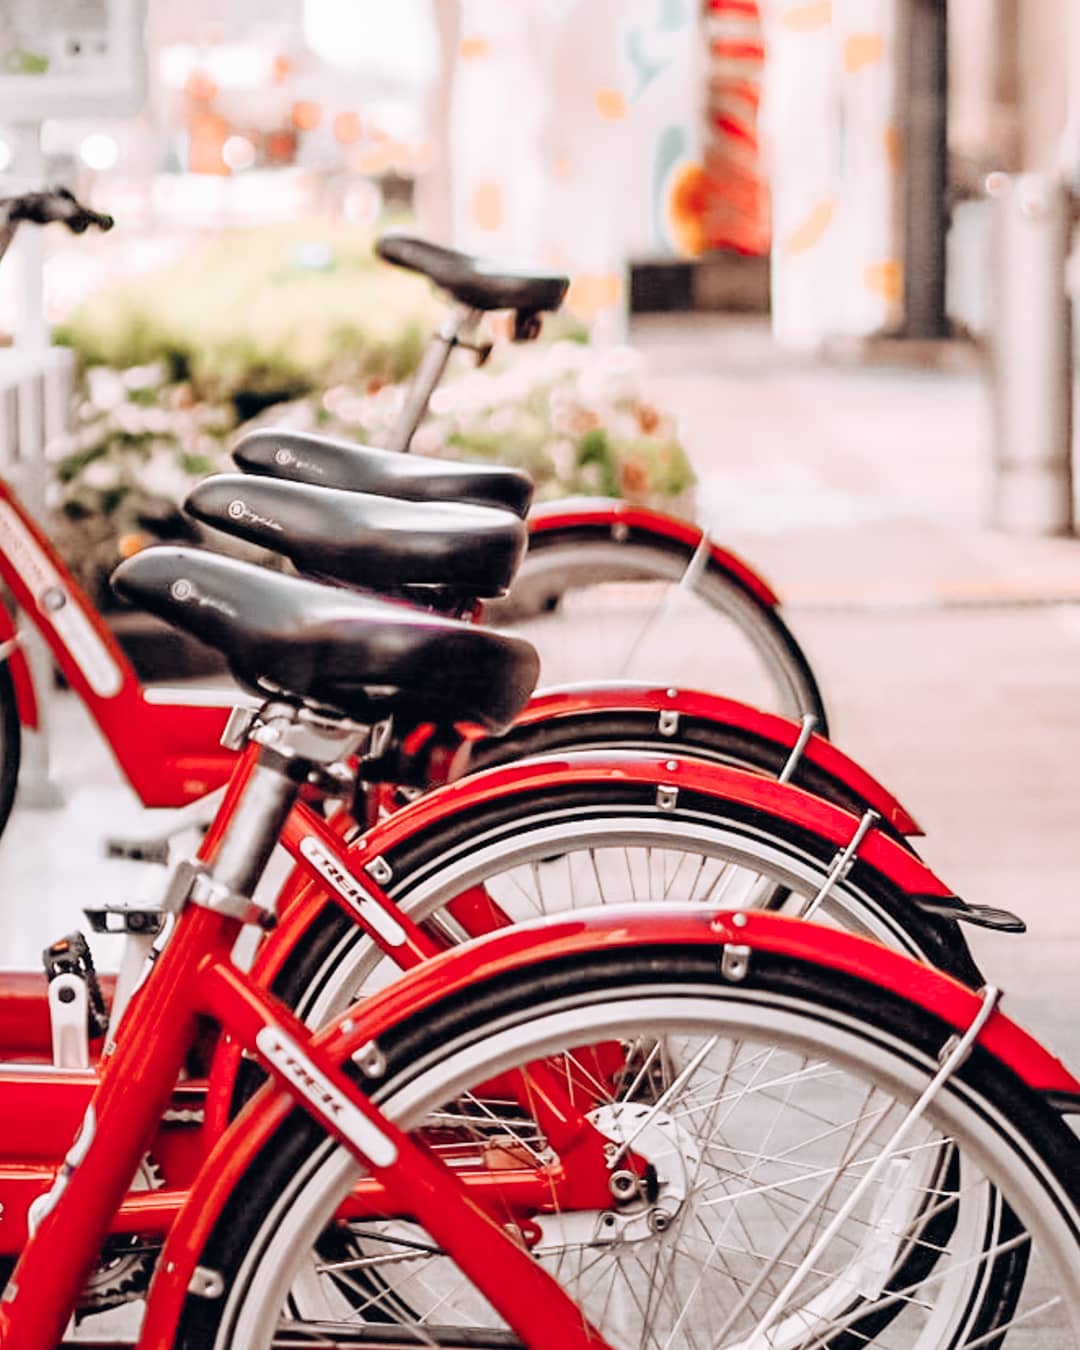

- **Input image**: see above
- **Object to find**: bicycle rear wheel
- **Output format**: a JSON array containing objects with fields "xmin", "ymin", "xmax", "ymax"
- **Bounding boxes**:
[
  {"xmin": 178, "ymin": 941, "xmax": 1080, "ymax": 1348},
  {"xmin": 492, "ymin": 526, "xmax": 828, "ymax": 732}
]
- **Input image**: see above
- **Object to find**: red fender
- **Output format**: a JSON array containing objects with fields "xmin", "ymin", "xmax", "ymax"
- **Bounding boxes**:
[
  {"xmin": 251, "ymin": 752, "xmax": 942, "ymax": 1003},
  {"xmin": 0, "ymin": 599, "xmax": 38, "ymax": 729},
  {"xmin": 510, "ymin": 683, "xmax": 921, "ymax": 835},
  {"xmin": 527, "ymin": 497, "xmax": 780, "ymax": 607},
  {"xmin": 211, "ymin": 733, "xmax": 920, "ymax": 1136},
  {"xmin": 143, "ymin": 906, "xmax": 1080, "ymax": 1344}
]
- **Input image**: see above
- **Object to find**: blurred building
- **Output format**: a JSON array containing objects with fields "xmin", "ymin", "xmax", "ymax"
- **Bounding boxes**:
[{"xmin": 1, "ymin": 1, "xmax": 1078, "ymax": 343}]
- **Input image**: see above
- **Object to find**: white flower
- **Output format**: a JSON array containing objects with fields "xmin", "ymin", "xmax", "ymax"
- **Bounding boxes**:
[
  {"xmin": 576, "ymin": 344, "xmax": 646, "ymax": 406},
  {"xmin": 600, "ymin": 344, "xmax": 644, "ymax": 379},
  {"xmin": 322, "ymin": 385, "xmax": 351, "ymax": 415},
  {"xmin": 370, "ymin": 384, "xmax": 406, "ymax": 421},
  {"xmin": 122, "ymin": 362, "xmax": 168, "ymax": 392},
  {"xmin": 142, "ymin": 407, "xmax": 175, "ymax": 435},
  {"xmin": 610, "ymin": 410, "xmax": 639, "ymax": 442},
  {"xmin": 112, "ymin": 402, "xmax": 149, "ymax": 435},
  {"xmin": 488, "ymin": 406, "xmax": 515, "ymax": 435},
  {"xmin": 411, "ymin": 423, "xmax": 445, "ymax": 456},
  {"xmin": 549, "ymin": 438, "xmax": 576, "ymax": 480},
  {"xmin": 336, "ymin": 395, "xmax": 370, "ymax": 427},
  {"xmin": 136, "ymin": 448, "xmax": 193, "ymax": 501},
  {"xmin": 81, "ymin": 457, "xmax": 123, "ymax": 490},
  {"xmin": 86, "ymin": 367, "xmax": 126, "ymax": 412}
]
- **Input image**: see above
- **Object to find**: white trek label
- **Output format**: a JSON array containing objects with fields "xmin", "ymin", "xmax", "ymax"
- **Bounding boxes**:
[
  {"xmin": 0, "ymin": 500, "xmax": 122, "ymax": 697},
  {"xmin": 26, "ymin": 1104, "xmax": 97, "ymax": 1236},
  {"xmin": 255, "ymin": 1026, "xmax": 398, "ymax": 1167},
  {"xmin": 299, "ymin": 836, "xmax": 407, "ymax": 948}
]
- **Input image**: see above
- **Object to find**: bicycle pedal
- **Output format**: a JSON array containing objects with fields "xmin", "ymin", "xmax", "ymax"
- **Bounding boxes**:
[
  {"xmin": 103, "ymin": 834, "xmax": 171, "ymax": 865},
  {"xmin": 83, "ymin": 904, "xmax": 167, "ymax": 936},
  {"xmin": 42, "ymin": 932, "xmax": 110, "ymax": 1063}
]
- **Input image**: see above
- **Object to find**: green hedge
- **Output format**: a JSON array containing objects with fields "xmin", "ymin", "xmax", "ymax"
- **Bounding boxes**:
[
  {"xmin": 47, "ymin": 225, "xmax": 695, "ymax": 604},
  {"xmin": 55, "ymin": 223, "xmax": 442, "ymax": 407}
]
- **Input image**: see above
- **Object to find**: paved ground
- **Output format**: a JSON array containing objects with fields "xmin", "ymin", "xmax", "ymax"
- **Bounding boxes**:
[{"xmin": 3, "ymin": 313, "xmax": 1080, "ymax": 1076}]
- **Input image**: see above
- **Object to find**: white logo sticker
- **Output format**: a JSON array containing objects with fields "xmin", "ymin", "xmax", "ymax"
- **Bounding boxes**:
[
  {"xmin": 256, "ymin": 1026, "xmax": 397, "ymax": 1167},
  {"xmin": 167, "ymin": 577, "xmax": 236, "ymax": 618},
  {"xmin": 27, "ymin": 1104, "xmax": 97, "ymax": 1236},
  {"xmin": 299, "ymin": 837, "xmax": 407, "ymax": 948},
  {"xmin": 227, "ymin": 499, "xmax": 282, "ymax": 531},
  {"xmin": 272, "ymin": 445, "xmax": 322, "ymax": 476}
]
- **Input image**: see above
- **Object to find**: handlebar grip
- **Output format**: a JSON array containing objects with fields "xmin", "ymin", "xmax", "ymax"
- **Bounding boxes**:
[
  {"xmin": 69, "ymin": 208, "xmax": 115, "ymax": 234},
  {"xmin": 3, "ymin": 187, "xmax": 115, "ymax": 234}
]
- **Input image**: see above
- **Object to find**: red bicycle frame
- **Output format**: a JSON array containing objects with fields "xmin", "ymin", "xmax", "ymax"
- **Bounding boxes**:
[
  {"xmin": 0, "ymin": 737, "xmax": 1061, "ymax": 1345},
  {"xmin": 0, "ymin": 476, "xmax": 234, "ymax": 805},
  {"xmin": 0, "ymin": 740, "xmax": 635, "ymax": 1350},
  {"xmin": 0, "ymin": 749, "xmax": 939, "ymax": 1265}
]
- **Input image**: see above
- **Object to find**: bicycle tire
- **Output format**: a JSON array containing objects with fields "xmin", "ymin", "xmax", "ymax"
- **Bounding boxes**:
[
  {"xmin": 491, "ymin": 529, "xmax": 829, "ymax": 734},
  {"xmin": 465, "ymin": 701, "xmax": 909, "ymax": 842},
  {"xmin": 0, "ymin": 663, "xmax": 20, "ymax": 845},
  {"xmin": 230, "ymin": 767, "xmax": 995, "ymax": 1338},
  {"xmin": 177, "ymin": 941, "xmax": 1080, "ymax": 1348},
  {"xmin": 270, "ymin": 768, "xmax": 981, "ymax": 1034}
]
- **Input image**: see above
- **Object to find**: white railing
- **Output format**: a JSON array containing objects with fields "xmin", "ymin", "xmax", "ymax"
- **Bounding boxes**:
[{"xmin": 0, "ymin": 346, "xmax": 76, "ymax": 805}]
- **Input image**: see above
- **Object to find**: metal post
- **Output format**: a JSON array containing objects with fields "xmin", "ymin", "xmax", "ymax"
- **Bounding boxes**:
[
  {"xmin": 7, "ymin": 123, "xmax": 63, "ymax": 805},
  {"xmin": 988, "ymin": 172, "xmax": 1073, "ymax": 535},
  {"xmin": 902, "ymin": 0, "xmax": 950, "ymax": 338}
]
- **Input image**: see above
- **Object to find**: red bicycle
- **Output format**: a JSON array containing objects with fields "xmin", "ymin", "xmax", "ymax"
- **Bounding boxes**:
[
  {"xmin": 0, "ymin": 536, "xmax": 1016, "ymax": 1338},
  {"xmin": 170, "ymin": 471, "xmax": 1017, "ymax": 1009},
  {"xmin": 0, "ymin": 539, "xmax": 1075, "ymax": 1347},
  {"xmin": 0, "ymin": 191, "xmax": 830, "ymax": 850}
]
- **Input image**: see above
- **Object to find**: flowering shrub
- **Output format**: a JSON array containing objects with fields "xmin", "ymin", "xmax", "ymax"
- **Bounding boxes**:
[
  {"xmin": 48, "ymin": 362, "xmax": 238, "ymax": 604},
  {"xmin": 280, "ymin": 339, "xmax": 696, "ymax": 507},
  {"xmin": 48, "ymin": 340, "xmax": 694, "ymax": 604}
]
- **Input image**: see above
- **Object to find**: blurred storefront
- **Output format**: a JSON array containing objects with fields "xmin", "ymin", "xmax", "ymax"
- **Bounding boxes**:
[{"xmin": 1, "ymin": 1, "xmax": 1077, "ymax": 344}]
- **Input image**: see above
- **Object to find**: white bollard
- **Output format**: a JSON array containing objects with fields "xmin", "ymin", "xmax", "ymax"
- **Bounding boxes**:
[{"xmin": 988, "ymin": 172, "xmax": 1074, "ymax": 535}]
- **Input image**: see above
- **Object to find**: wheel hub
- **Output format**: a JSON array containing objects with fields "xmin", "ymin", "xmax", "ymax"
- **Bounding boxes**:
[{"xmin": 533, "ymin": 1101, "xmax": 700, "ymax": 1252}]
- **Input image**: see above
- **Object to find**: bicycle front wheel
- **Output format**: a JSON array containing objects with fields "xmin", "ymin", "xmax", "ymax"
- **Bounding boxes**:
[{"xmin": 178, "ymin": 941, "xmax": 1080, "ymax": 1348}]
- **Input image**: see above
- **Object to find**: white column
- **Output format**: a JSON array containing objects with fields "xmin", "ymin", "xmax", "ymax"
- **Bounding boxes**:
[
  {"xmin": 8, "ymin": 124, "xmax": 63, "ymax": 806},
  {"xmin": 759, "ymin": 0, "xmax": 904, "ymax": 348}
]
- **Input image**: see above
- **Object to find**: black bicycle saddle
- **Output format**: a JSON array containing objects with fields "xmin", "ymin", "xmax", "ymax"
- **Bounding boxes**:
[
  {"xmin": 185, "ymin": 474, "xmax": 526, "ymax": 600},
  {"xmin": 112, "ymin": 548, "xmax": 539, "ymax": 732},
  {"xmin": 233, "ymin": 429, "xmax": 533, "ymax": 519},
  {"xmin": 376, "ymin": 234, "xmax": 569, "ymax": 314}
]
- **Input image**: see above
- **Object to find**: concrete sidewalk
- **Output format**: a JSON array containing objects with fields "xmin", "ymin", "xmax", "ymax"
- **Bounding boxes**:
[{"xmin": 3, "ymin": 316, "xmax": 1080, "ymax": 1067}]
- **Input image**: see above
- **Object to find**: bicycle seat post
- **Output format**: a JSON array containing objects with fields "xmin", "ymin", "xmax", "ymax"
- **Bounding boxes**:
[
  {"xmin": 382, "ymin": 303, "xmax": 483, "ymax": 454},
  {"xmin": 168, "ymin": 705, "xmax": 375, "ymax": 930}
]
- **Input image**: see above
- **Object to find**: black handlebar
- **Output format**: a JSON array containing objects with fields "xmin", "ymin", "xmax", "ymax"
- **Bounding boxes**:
[{"xmin": 1, "ymin": 186, "xmax": 114, "ymax": 235}]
